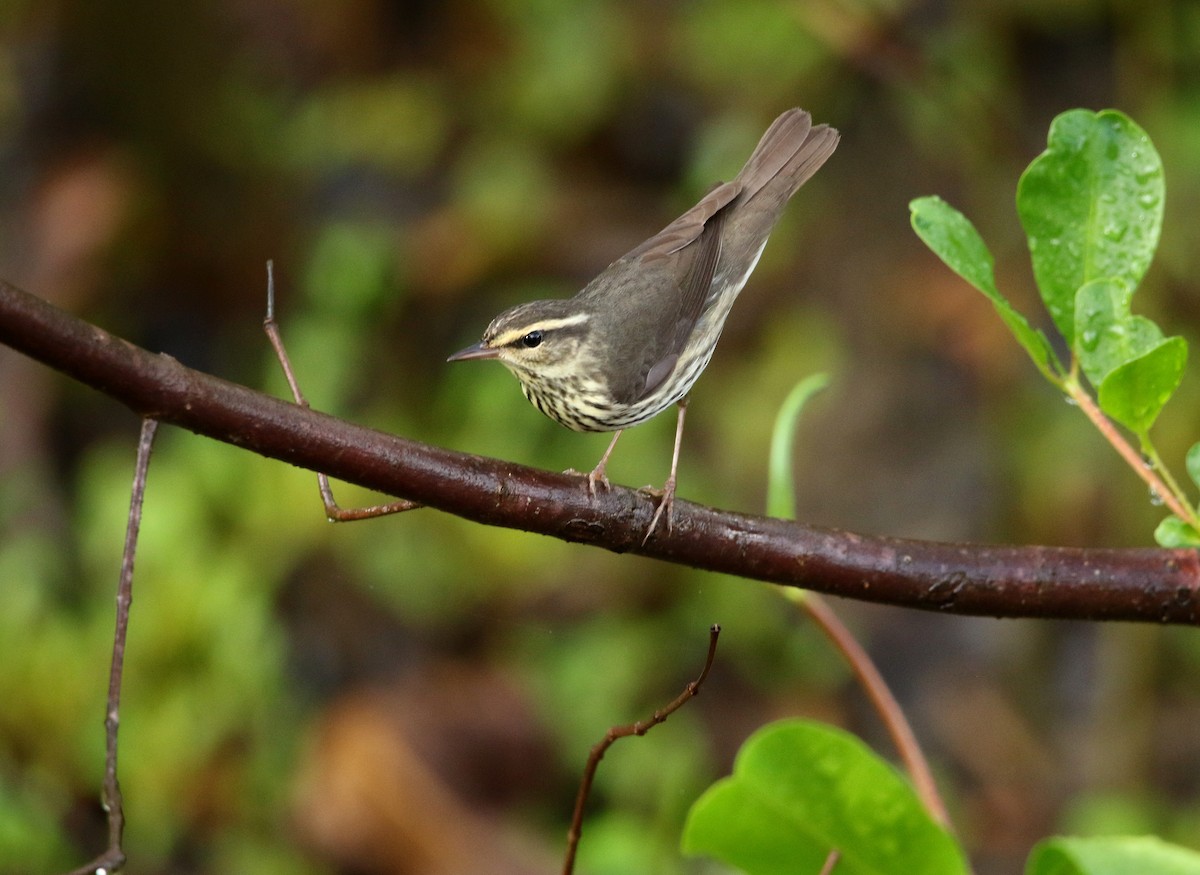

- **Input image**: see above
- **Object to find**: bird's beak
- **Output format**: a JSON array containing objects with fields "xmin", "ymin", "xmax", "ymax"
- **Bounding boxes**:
[{"xmin": 447, "ymin": 341, "xmax": 500, "ymax": 362}]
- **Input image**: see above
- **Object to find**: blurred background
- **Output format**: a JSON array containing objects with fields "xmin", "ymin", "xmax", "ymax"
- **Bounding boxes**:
[{"xmin": 1, "ymin": 0, "xmax": 1199, "ymax": 872}]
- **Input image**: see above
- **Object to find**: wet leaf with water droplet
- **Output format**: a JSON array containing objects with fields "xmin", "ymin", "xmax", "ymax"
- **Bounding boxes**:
[
  {"xmin": 1074, "ymin": 278, "xmax": 1186, "ymax": 432},
  {"xmin": 910, "ymin": 196, "xmax": 1062, "ymax": 382},
  {"xmin": 1075, "ymin": 279, "xmax": 1168, "ymax": 383},
  {"xmin": 1016, "ymin": 109, "xmax": 1164, "ymax": 347},
  {"xmin": 1097, "ymin": 336, "xmax": 1187, "ymax": 433}
]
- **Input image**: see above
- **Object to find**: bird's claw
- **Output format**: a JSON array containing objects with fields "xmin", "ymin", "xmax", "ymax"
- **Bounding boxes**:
[
  {"xmin": 587, "ymin": 468, "xmax": 611, "ymax": 497},
  {"xmin": 640, "ymin": 478, "xmax": 677, "ymax": 545},
  {"xmin": 566, "ymin": 466, "xmax": 611, "ymax": 497}
]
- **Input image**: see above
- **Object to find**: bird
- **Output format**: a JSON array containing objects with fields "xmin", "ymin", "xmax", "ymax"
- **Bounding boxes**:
[{"xmin": 448, "ymin": 108, "xmax": 839, "ymax": 540}]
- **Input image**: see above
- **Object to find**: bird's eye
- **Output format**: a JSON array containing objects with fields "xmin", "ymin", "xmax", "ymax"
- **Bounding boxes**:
[{"xmin": 521, "ymin": 330, "xmax": 544, "ymax": 349}]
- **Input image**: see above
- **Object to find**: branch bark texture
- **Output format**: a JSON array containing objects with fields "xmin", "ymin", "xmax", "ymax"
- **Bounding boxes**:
[{"xmin": 2, "ymin": 280, "xmax": 1197, "ymax": 624}]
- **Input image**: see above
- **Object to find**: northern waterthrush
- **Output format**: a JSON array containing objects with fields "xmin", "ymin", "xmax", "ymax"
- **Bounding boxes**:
[{"xmin": 449, "ymin": 108, "xmax": 839, "ymax": 538}]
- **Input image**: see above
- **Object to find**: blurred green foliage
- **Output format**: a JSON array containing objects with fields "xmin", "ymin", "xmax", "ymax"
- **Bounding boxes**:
[{"xmin": 0, "ymin": 1, "xmax": 1198, "ymax": 873}]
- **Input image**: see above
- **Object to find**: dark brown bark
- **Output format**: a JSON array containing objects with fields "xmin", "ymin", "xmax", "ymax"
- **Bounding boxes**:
[{"xmin": 2, "ymin": 280, "xmax": 1197, "ymax": 624}]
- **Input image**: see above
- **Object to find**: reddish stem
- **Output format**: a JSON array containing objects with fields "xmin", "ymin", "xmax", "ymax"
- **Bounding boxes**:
[
  {"xmin": 800, "ymin": 595, "xmax": 950, "ymax": 828},
  {"xmin": 1066, "ymin": 381, "xmax": 1193, "ymax": 525}
]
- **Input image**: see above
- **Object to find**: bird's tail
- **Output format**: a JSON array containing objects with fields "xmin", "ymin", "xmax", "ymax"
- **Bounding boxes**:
[
  {"xmin": 623, "ymin": 108, "xmax": 838, "ymax": 262},
  {"xmin": 734, "ymin": 108, "xmax": 839, "ymax": 206}
]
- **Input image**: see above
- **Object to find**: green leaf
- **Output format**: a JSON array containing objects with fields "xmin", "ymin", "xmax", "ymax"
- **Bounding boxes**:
[
  {"xmin": 1154, "ymin": 516, "xmax": 1200, "ymax": 548},
  {"xmin": 1096, "ymin": 336, "xmax": 1187, "ymax": 433},
  {"xmin": 1074, "ymin": 279, "xmax": 1168, "ymax": 385},
  {"xmin": 767, "ymin": 373, "xmax": 829, "ymax": 520},
  {"xmin": 910, "ymin": 195, "xmax": 1062, "ymax": 382},
  {"xmin": 1071, "ymin": 278, "xmax": 1187, "ymax": 433},
  {"xmin": 1187, "ymin": 442, "xmax": 1200, "ymax": 490},
  {"xmin": 909, "ymin": 195, "xmax": 999, "ymax": 295},
  {"xmin": 681, "ymin": 720, "xmax": 967, "ymax": 875},
  {"xmin": 1016, "ymin": 109, "xmax": 1164, "ymax": 346},
  {"xmin": 1027, "ymin": 835, "xmax": 1200, "ymax": 875}
]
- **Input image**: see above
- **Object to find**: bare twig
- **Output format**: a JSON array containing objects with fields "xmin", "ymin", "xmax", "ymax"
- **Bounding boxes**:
[
  {"xmin": 562, "ymin": 625, "xmax": 721, "ymax": 875},
  {"xmin": 64, "ymin": 417, "xmax": 159, "ymax": 875},
  {"xmin": 261, "ymin": 261, "xmax": 421, "ymax": 521},
  {"xmin": 818, "ymin": 848, "xmax": 841, "ymax": 875},
  {"xmin": 1, "ymin": 280, "xmax": 1197, "ymax": 623}
]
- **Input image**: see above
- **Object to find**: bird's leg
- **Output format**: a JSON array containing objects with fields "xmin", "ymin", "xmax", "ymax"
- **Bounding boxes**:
[
  {"xmin": 582, "ymin": 430, "xmax": 624, "ymax": 495},
  {"xmin": 643, "ymin": 399, "xmax": 688, "ymax": 543}
]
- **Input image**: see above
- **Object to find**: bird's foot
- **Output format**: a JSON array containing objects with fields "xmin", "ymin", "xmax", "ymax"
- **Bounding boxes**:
[
  {"xmin": 587, "ymin": 466, "xmax": 612, "ymax": 497},
  {"xmin": 640, "ymin": 476, "xmax": 677, "ymax": 545},
  {"xmin": 565, "ymin": 465, "xmax": 611, "ymax": 497}
]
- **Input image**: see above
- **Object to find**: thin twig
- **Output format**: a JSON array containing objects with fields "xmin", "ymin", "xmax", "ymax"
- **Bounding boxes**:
[
  {"xmin": 1065, "ymin": 379, "xmax": 1194, "ymax": 525},
  {"xmin": 562, "ymin": 625, "xmax": 721, "ymax": 875},
  {"xmin": 65, "ymin": 417, "xmax": 159, "ymax": 875},
  {"xmin": 261, "ymin": 261, "xmax": 422, "ymax": 520},
  {"xmin": 818, "ymin": 848, "xmax": 841, "ymax": 875}
]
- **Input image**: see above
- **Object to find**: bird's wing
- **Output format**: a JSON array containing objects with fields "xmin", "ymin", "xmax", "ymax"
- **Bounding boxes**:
[
  {"xmin": 581, "ymin": 180, "xmax": 739, "ymax": 406},
  {"xmin": 626, "ymin": 110, "xmax": 833, "ymax": 401},
  {"xmin": 640, "ymin": 202, "xmax": 729, "ymax": 397}
]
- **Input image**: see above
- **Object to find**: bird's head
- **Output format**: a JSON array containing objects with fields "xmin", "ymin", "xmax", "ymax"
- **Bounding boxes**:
[{"xmin": 447, "ymin": 299, "xmax": 594, "ymax": 381}]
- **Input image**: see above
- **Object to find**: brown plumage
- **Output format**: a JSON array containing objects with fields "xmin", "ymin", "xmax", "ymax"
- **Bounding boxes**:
[{"xmin": 449, "ymin": 108, "xmax": 839, "ymax": 539}]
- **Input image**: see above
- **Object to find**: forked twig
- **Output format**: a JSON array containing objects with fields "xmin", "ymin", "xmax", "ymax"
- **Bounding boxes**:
[
  {"xmin": 261, "ymin": 261, "xmax": 422, "ymax": 520},
  {"xmin": 562, "ymin": 624, "xmax": 721, "ymax": 875},
  {"xmin": 65, "ymin": 417, "xmax": 159, "ymax": 875}
]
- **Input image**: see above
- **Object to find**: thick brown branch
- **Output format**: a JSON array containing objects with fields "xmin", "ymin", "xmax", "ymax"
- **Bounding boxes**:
[{"xmin": 2, "ymin": 280, "xmax": 1197, "ymax": 624}]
